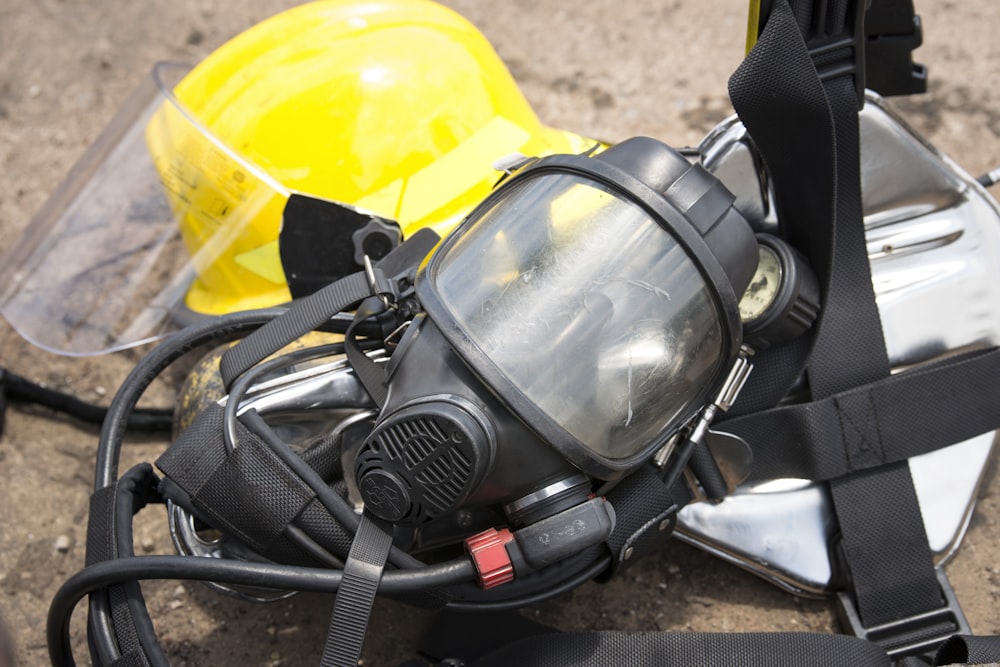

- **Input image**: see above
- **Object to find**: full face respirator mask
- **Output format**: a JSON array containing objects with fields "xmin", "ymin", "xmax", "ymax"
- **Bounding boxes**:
[{"xmin": 353, "ymin": 136, "xmax": 757, "ymax": 531}]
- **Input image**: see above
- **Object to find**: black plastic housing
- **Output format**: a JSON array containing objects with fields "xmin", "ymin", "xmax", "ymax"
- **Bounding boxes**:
[{"xmin": 355, "ymin": 314, "xmax": 582, "ymax": 524}]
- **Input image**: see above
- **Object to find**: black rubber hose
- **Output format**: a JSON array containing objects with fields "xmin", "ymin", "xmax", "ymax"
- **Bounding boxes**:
[
  {"xmin": 89, "ymin": 308, "xmax": 394, "ymax": 662},
  {"xmin": 90, "ymin": 308, "xmax": 287, "ymax": 663},
  {"xmin": 240, "ymin": 409, "xmax": 424, "ymax": 570},
  {"xmin": 444, "ymin": 552, "xmax": 612, "ymax": 613},
  {"xmin": 95, "ymin": 307, "xmax": 287, "ymax": 490},
  {"xmin": 689, "ymin": 444, "xmax": 729, "ymax": 500},
  {"xmin": 49, "ymin": 555, "xmax": 476, "ymax": 667},
  {"xmin": 0, "ymin": 367, "xmax": 172, "ymax": 437}
]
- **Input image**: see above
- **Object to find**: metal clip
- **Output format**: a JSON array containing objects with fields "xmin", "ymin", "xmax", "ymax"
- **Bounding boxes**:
[
  {"xmin": 715, "ymin": 345, "xmax": 754, "ymax": 411},
  {"xmin": 836, "ymin": 568, "xmax": 971, "ymax": 660},
  {"xmin": 689, "ymin": 346, "xmax": 755, "ymax": 446},
  {"xmin": 383, "ymin": 320, "xmax": 411, "ymax": 350},
  {"xmin": 363, "ymin": 254, "xmax": 394, "ymax": 309},
  {"xmin": 656, "ymin": 348, "xmax": 754, "ymax": 492}
]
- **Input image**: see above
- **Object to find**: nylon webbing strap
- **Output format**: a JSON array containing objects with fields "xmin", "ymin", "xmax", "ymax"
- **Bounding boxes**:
[
  {"xmin": 729, "ymin": 0, "xmax": 952, "ymax": 650},
  {"xmin": 219, "ymin": 270, "xmax": 378, "ymax": 389},
  {"xmin": 726, "ymin": 0, "xmax": 836, "ymax": 418},
  {"xmin": 936, "ymin": 635, "xmax": 1000, "ymax": 665},
  {"xmin": 156, "ymin": 404, "xmax": 360, "ymax": 565},
  {"xmin": 345, "ymin": 297, "xmax": 390, "ymax": 408},
  {"xmin": 85, "ymin": 465, "xmax": 166, "ymax": 667},
  {"xmin": 799, "ymin": 4, "xmax": 944, "ymax": 632},
  {"xmin": 471, "ymin": 630, "xmax": 893, "ymax": 667},
  {"xmin": 723, "ymin": 346, "xmax": 1000, "ymax": 481},
  {"xmin": 602, "ymin": 462, "xmax": 692, "ymax": 576},
  {"xmin": 86, "ymin": 484, "xmax": 149, "ymax": 667},
  {"xmin": 320, "ymin": 510, "xmax": 393, "ymax": 667},
  {"xmin": 219, "ymin": 227, "xmax": 440, "ymax": 393}
]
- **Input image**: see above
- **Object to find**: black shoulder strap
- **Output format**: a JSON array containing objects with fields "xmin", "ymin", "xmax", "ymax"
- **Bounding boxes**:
[
  {"xmin": 726, "ymin": 0, "xmax": 979, "ymax": 659},
  {"xmin": 470, "ymin": 630, "xmax": 893, "ymax": 667},
  {"xmin": 83, "ymin": 465, "xmax": 167, "ymax": 667},
  {"xmin": 935, "ymin": 635, "xmax": 1000, "ymax": 666},
  {"xmin": 463, "ymin": 629, "xmax": 1000, "ymax": 667},
  {"xmin": 722, "ymin": 345, "xmax": 1000, "ymax": 482}
]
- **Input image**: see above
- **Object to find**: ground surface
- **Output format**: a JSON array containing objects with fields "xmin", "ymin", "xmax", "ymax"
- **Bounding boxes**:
[{"xmin": 1, "ymin": 1, "xmax": 999, "ymax": 665}]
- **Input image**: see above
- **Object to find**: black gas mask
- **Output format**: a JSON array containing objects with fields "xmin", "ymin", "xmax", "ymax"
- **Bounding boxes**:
[
  {"xmin": 149, "ymin": 136, "xmax": 759, "ymax": 585},
  {"xmin": 144, "ymin": 136, "xmax": 759, "ymax": 588},
  {"xmin": 354, "ymin": 136, "xmax": 757, "ymax": 532}
]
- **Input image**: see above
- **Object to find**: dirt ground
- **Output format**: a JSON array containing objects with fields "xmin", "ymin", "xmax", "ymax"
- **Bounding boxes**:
[{"xmin": 1, "ymin": 0, "xmax": 999, "ymax": 665}]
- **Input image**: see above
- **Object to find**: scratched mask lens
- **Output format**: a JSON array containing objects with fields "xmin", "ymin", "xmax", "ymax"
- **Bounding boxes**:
[{"xmin": 424, "ymin": 173, "xmax": 727, "ymax": 461}]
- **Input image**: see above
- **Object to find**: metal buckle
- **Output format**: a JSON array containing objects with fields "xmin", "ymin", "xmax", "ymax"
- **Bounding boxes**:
[{"xmin": 836, "ymin": 568, "xmax": 971, "ymax": 660}]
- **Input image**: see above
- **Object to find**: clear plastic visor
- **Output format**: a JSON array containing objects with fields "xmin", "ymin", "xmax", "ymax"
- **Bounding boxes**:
[
  {"xmin": 429, "ymin": 173, "xmax": 726, "ymax": 460},
  {"xmin": 0, "ymin": 63, "xmax": 290, "ymax": 356}
]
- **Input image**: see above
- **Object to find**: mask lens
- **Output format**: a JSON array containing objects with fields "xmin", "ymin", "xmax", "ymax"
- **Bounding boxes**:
[{"xmin": 428, "ymin": 172, "xmax": 725, "ymax": 460}]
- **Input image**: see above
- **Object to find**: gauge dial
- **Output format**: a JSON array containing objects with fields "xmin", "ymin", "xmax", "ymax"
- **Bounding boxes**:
[
  {"xmin": 739, "ymin": 244, "xmax": 782, "ymax": 323},
  {"xmin": 737, "ymin": 234, "xmax": 820, "ymax": 350}
]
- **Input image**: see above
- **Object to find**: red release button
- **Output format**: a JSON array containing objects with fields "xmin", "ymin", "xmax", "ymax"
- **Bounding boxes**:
[{"xmin": 464, "ymin": 527, "xmax": 515, "ymax": 589}]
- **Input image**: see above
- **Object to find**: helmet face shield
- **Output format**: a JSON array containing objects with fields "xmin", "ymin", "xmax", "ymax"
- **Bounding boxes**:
[
  {"xmin": 147, "ymin": 65, "xmax": 296, "ymax": 316},
  {"xmin": 0, "ymin": 63, "xmax": 292, "ymax": 355}
]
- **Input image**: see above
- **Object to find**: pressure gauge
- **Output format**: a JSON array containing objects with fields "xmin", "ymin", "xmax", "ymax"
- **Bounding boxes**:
[{"xmin": 739, "ymin": 234, "xmax": 820, "ymax": 350}]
